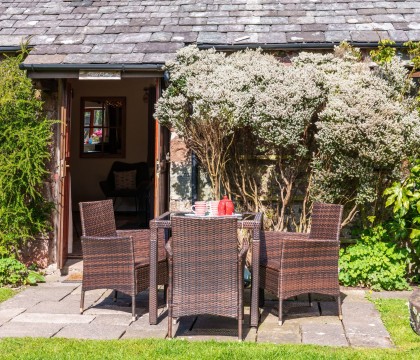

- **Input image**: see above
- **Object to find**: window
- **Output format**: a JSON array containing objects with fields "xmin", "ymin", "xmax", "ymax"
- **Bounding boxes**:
[{"xmin": 80, "ymin": 97, "xmax": 126, "ymax": 157}]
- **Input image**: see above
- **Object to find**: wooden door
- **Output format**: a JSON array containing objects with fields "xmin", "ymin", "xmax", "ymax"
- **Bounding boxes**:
[
  {"xmin": 153, "ymin": 78, "xmax": 170, "ymax": 217},
  {"xmin": 57, "ymin": 80, "xmax": 72, "ymax": 269}
]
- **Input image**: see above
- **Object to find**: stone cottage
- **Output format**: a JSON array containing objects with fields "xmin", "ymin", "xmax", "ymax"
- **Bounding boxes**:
[{"xmin": 0, "ymin": 0, "xmax": 419, "ymax": 270}]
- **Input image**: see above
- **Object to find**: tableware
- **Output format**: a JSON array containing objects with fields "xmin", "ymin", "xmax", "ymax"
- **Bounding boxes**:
[
  {"xmin": 191, "ymin": 201, "xmax": 207, "ymax": 216},
  {"xmin": 208, "ymin": 200, "xmax": 220, "ymax": 216},
  {"xmin": 185, "ymin": 213, "xmax": 242, "ymax": 219},
  {"xmin": 218, "ymin": 195, "xmax": 234, "ymax": 215}
]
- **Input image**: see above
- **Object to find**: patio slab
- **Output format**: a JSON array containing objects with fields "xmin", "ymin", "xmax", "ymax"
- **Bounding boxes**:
[
  {"xmin": 26, "ymin": 300, "xmax": 83, "ymax": 314},
  {"xmin": 54, "ymin": 323, "xmax": 127, "ymax": 340},
  {"xmin": 90, "ymin": 314, "xmax": 134, "ymax": 327},
  {"xmin": 0, "ymin": 308, "xmax": 26, "ymax": 326},
  {"xmin": 11, "ymin": 313, "xmax": 95, "ymax": 324},
  {"xmin": 0, "ymin": 281, "xmax": 398, "ymax": 347},
  {"xmin": 0, "ymin": 322, "xmax": 64, "ymax": 338},
  {"xmin": 257, "ymin": 316, "xmax": 301, "ymax": 344},
  {"xmin": 301, "ymin": 323, "xmax": 348, "ymax": 346}
]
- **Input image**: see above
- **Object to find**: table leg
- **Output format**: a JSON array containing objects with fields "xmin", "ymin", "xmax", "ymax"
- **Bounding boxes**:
[
  {"xmin": 250, "ymin": 238, "xmax": 260, "ymax": 327},
  {"xmin": 149, "ymin": 224, "xmax": 158, "ymax": 325}
]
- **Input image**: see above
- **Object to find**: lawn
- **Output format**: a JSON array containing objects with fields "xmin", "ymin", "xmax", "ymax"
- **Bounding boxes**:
[
  {"xmin": 0, "ymin": 287, "xmax": 15, "ymax": 303},
  {"xmin": 0, "ymin": 291, "xmax": 418, "ymax": 359}
]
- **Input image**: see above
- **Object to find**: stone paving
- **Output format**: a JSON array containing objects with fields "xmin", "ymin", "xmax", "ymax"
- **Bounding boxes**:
[{"xmin": 0, "ymin": 274, "xmax": 408, "ymax": 347}]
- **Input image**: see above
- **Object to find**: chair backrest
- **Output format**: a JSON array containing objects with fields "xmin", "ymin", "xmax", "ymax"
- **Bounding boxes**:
[
  {"xmin": 309, "ymin": 202, "xmax": 343, "ymax": 241},
  {"xmin": 171, "ymin": 216, "xmax": 238, "ymax": 317},
  {"xmin": 106, "ymin": 161, "xmax": 149, "ymax": 190},
  {"xmin": 79, "ymin": 199, "xmax": 117, "ymax": 237}
]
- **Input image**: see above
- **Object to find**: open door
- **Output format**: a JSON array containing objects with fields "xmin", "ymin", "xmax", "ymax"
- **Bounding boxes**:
[
  {"xmin": 153, "ymin": 78, "xmax": 170, "ymax": 217},
  {"xmin": 57, "ymin": 80, "xmax": 72, "ymax": 269}
]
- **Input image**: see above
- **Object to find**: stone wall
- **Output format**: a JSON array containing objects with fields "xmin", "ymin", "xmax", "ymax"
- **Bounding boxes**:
[{"xmin": 169, "ymin": 131, "xmax": 193, "ymax": 211}]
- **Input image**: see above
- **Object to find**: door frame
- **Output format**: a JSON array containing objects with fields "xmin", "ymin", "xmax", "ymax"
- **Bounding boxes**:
[
  {"xmin": 57, "ymin": 80, "xmax": 72, "ymax": 269},
  {"xmin": 56, "ymin": 75, "xmax": 169, "ymax": 268},
  {"xmin": 153, "ymin": 78, "xmax": 170, "ymax": 217}
]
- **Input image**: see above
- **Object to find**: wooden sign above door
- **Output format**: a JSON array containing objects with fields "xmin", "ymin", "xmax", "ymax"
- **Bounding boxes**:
[{"xmin": 79, "ymin": 70, "xmax": 121, "ymax": 80}]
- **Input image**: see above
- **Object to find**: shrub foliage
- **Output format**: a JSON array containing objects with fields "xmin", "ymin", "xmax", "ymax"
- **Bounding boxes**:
[
  {"xmin": 0, "ymin": 49, "xmax": 54, "ymax": 256},
  {"xmin": 156, "ymin": 42, "xmax": 420, "ymax": 231},
  {"xmin": 339, "ymin": 225, "xmax": 410, "ymax": 290}
]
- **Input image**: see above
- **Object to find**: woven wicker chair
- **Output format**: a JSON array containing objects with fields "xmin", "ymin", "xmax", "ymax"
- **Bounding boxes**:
[
  {"xmin": 166, "ymin": 216, "xmax": 248, "ymax": 340},
  {"xmin": 260, "ymin": 202, "xmax": 343, "ymax": 325},
  {"xmin": 79, "ymin": 199, "xmax": 167, "ymax": 321}
]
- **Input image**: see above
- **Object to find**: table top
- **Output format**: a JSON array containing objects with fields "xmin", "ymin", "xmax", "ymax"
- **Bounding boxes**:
[{"xmin": 150, "ymin": 211, "xmax": 263, "ymax": 231}]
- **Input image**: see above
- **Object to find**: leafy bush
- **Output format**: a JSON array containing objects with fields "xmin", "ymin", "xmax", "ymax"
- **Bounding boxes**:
[
  {"xmin": 0, "ymin": 47, "xmax": 54, "ymax": 256},
  {"xmin": 156, "ymin": 42, "xmax": 420, "ymax": 231},
  {"xmin": 383, "ymin": 160, "xmax": 420, "ymax": 279},
  {"xmin": 0, "ymin": 258, "xmax": 45, "ymax": 287},
  {"xmin": 339, "ymin": 225, "xmax": 410, "ymax": 290}
]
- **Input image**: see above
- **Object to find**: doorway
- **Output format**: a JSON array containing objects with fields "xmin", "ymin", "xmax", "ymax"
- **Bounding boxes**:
[{"xmin": 59, "ymin": 77, "xmax": 167, "ymax": 260}]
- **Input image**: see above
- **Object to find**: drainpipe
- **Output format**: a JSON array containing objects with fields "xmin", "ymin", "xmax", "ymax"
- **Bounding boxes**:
[{"xmin": 191, "ymin": 152, "xmax": 198, "ymax": 203}]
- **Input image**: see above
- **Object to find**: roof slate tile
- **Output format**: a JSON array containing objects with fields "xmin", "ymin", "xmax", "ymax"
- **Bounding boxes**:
[
  {"xmin": 115, "ymin": 32, "xmax": 152, "ymax": 43},
  {"xmin": 110, "ymin": 52, "xmax": 145, "ymax": 63},
  {"xmin": 0, "ymin": 0, "xmax": 417, "ymax": 65},
  {"xmin": 286, "ymin": 31, "xmax": 326, "ymax": 42},
  {"xmin": 64, "ymin": 53, "xmax": 110, "ymax": 63},
  {"xmin": 388, "ymin": 30, "xmax": 409, "ymax": 42},
  {"xmin": 91, "ymin": 43, "xmax": 135, "ymax": 54}
]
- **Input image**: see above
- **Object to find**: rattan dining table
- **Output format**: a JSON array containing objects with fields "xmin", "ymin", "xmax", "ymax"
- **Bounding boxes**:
[{"xmin": 149, "ymin": 211, "xmax": 263, "ymax": 327}]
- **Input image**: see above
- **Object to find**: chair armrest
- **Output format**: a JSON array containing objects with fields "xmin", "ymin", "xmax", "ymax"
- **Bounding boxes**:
[
  {"xmin": 81, "ymin": 235, "xmax": 135, "ymax": 272},
  {"xmin": 261, "ymin": 231, "xmax": 310, "ymax": 265},
  {"xmin": 282, "ymin": 232, "xmax": 310, "ymax": 240},
  {"xmin": 281, "ymin": 238, "xmax": 339, "ymax": 268},
  {"xmin": 117, "ymin": 229, "xmax": 150, "ymax": 259}
]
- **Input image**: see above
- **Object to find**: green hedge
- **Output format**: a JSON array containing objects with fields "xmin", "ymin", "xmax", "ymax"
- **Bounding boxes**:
[{"xmin": 0, "ymin": 48, "xmax": 54, "ymax": 257}]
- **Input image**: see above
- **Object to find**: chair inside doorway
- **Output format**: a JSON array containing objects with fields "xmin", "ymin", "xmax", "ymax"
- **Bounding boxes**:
[{"xmin": 100, "ymin": 161, "xmax": 151, "ymax": 224}]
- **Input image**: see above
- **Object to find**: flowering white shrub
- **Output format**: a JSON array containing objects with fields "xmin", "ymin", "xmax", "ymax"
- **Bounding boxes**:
[{"xmin": 155, "ymin": 44, "xmax": 420, "ymax": 229}]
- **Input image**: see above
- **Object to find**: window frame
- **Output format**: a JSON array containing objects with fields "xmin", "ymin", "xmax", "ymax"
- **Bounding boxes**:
[{"xmin": 79, "ymin": 96, "xmax": 126, "ymax": 158}]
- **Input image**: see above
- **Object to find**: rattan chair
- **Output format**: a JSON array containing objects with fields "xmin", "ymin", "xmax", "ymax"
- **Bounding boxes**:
[
  {"xmin": 166, "ymin": 216, "xmax": 248, "ymax": 340},
  {"xmin": 99, "ymin": 161, "xmax": 151, "ymax": 219},
  {"xmin": 79, "ymin": 199, "xmax": 167, "ymax": 321},
  {"xmin": 260, "ymin": 202, "xmax": 343, "ymax": 325}
]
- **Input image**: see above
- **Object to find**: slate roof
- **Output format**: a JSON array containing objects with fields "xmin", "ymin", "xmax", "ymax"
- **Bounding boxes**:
[{"xmin": 0, "ymin": 0, "xmax": 419, "ymax": 66}]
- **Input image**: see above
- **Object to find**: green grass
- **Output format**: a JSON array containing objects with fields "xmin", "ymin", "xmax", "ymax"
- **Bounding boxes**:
[
  {"xmin": 0, "ymin": 287, "xmax": 15, "ymax": 303},
  {"xmin": 372, "ymin": 298, "xmax": 420, "ymax": 352},
  {"xmin": 0, "ymin": 295, "xmax": 418, "ymax": 359}
]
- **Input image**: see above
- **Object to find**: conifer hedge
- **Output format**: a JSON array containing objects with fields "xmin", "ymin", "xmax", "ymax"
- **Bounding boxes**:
[{"xmin": 0, "ymin": 49, "xmax": 54, "ymax": 257}]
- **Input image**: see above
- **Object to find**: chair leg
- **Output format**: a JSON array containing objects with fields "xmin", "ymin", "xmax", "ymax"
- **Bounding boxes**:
[
  {"xmin": 168, "ymin": 258, "xmax": 173, "ymax": 339},
  {"xmin": 308, "ymin": 293, "xmax": 312, "ymax": 306},
  {"xmin": 238, "ymin": 261, "xmax": 244, "ymax": 341},
  {"xmin": 80, "ymin": 290, "xmax": 85, "ymax": 314},
  {"xmin": 337, "ymin": 294, "xmax": 343, "ymax": 320},
  {"xmin": 113, "ymin": 290, "xmax": 118, "ymax": 302},
  {"xmin": 278, "ymin": 299, "xmax": 283, "ymax": 325},
  {"xmin": 132, "ymin": 295, "xmax": 136, "ymax": 322}
]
